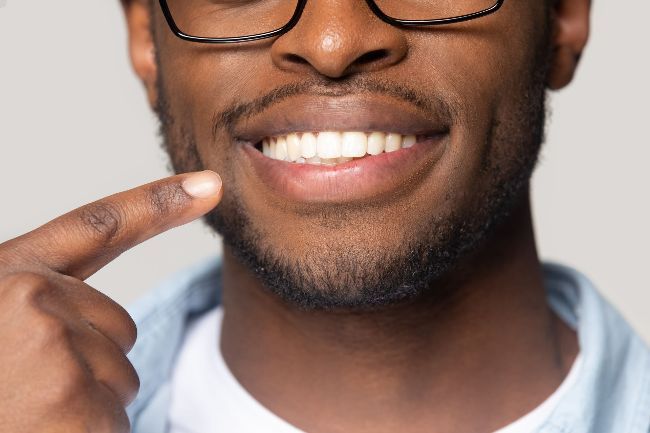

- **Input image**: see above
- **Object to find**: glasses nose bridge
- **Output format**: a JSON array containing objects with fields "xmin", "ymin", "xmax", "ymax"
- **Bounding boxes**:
[{"xmin": 284, "ymin": 0, "xmax": 396, "ymax": 36}]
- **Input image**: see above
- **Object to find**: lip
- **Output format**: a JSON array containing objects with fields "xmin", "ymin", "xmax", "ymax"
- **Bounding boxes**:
[
  {"xmin": 242, "ymin": 136, "xmax": 446, "ymax": 203},
  {"xmin": 233, "ymin": 94, "xmax": 450, "ymax": 204},
  {"xmin": 233, "ymin": 93, "xmax": 449, "ymax": 144}
]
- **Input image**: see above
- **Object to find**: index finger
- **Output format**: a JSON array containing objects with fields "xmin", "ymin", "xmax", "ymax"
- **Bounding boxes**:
[{"xmin": 3, "ymin": 170, "xmax": 222, "ymax": 280}]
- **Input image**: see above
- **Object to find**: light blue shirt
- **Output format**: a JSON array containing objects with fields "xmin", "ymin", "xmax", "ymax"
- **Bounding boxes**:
[{"xmin": 126, "ymin": 257, "xmax": 650, "ymax": 432}]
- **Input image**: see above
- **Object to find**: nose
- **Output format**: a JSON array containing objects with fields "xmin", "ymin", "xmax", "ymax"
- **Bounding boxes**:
[{"xmin": 271, "ymin": 0, "xmax": 408, "ymax": 79}]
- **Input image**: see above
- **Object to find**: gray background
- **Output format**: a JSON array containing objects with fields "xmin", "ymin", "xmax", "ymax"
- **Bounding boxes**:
[{"xmin": 0, "ymin": 1, "xmax": 648, "ymax": 341}]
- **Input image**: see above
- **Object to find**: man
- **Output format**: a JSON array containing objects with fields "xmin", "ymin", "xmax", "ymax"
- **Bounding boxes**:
[{"xmin": 0, "ymin": 0, "xmax": 648, "ymax": 432}]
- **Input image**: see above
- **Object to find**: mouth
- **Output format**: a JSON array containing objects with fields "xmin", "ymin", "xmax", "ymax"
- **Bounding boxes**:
[
  {"xmin": 233, "ymin": 94, "xmax": 451, "ymax": 204},
  {"xmin": 255, "ymin": 131, "xmax": 426, "ymax": 166}
]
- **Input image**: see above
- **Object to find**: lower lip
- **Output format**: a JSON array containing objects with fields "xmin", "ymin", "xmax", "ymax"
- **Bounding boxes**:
[{"xmin": 241, "ymin": 136, "xmax": 447, "ymax": 204}]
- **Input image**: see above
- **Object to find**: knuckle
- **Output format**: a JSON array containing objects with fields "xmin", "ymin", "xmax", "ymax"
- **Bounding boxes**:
[
  {"xmin": 148, "ymin": 182, "xmax": 190, "ymax": 217},
  {"xmin": 31, "ymin": 312, "xmax": 69, "ymax": 343},
  {"xmin": 1, "ymin": 271, "xmax": 51, "ymax": 305},
  {"xmin": 46, "ymin": 379, "xmax": 85, "ymax": 408},
  {"xmin": 1, "ymin": 270, "xmax": 49, "ymax": 289},
  {"xmin": 79, "ymin": 202, "xmax": 125, "ymax": 246},
  {"xmin": 45, "ymin": 357, "xmax": 88, "ymax": 405}
]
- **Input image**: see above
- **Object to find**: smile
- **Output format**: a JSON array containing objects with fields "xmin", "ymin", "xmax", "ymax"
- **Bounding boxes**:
[
  {"xmin": 259, "ymin": 131, "xmax": 419, "ymax": 166},
  {"xmin": 234, "ymin": 94, "xmax": 450, "ymax": 203}
]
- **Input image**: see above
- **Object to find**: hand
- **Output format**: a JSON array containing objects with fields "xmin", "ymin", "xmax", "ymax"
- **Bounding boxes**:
[{"xmin": 0, "ymin": 171, "xmax": 222, "ymax": 433}]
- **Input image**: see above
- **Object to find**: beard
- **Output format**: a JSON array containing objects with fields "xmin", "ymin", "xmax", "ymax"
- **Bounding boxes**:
[{"xmin": 154, "ymin": 33, "xmax": 551, "ymax": 312}]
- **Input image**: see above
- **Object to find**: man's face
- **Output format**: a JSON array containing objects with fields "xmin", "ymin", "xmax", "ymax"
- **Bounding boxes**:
[{"xmin": 150, "ymin": 0, "xmax": 552, "ymax": 310}]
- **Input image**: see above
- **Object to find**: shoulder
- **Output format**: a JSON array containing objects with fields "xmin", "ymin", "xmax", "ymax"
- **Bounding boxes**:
[
  {"xmin": 128, "ymin": 255, "xmax": 223, "ymax": 330},
  {"xmin": 541, "ymin": 262, "xmax": 650, "ymax": 433},
  {"xmin": 126, "ymin": 256, "xmax": 223, "ymax": 426}
]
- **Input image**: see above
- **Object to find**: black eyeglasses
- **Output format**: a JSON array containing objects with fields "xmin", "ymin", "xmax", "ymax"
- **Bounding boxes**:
[{"xmin": 159, "ymin": 0, "xmax": 505, "ymax": 44}]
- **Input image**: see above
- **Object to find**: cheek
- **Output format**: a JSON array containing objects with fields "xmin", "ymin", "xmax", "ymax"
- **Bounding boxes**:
[
  {"xmin": 160, "ymin": 43, "xmax": 272, "ymax": 173},
  {"xmin": 404, "ymin": 6, "xmax": 548, "ymax": 199},
  {"xmin": 164, "ymin": 49, "xmax": 251, "ymax": 128}
]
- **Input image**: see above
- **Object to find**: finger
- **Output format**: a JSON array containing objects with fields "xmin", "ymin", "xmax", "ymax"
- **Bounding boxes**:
[
  {"xmin": 54, "ymin": 274, "xmax": 138, "ymax": 353},
  {"xmin": 89, "ymin": 382, "xmax": 132, "ymax": 433},
  {"xmin": 1, "ymin": 271, "xmax": 137, "ymax": 353},
  {"xmin": 73, "ymin": 321, "xmax": 140, "ymax": 407},
  {"xmin": 3, "ymin": 170, "xmax": 222, "ymax": 280}
]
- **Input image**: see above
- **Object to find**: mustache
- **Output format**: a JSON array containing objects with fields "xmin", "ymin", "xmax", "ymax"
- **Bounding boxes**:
[{"xmin": 211, "ymin": 76, "xmax": 459, "ymax": 140}]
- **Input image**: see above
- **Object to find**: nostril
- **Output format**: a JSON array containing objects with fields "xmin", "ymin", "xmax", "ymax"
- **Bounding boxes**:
[
  {"xmin": 355, "ymin": 49, "xmax": 390, "ymax": 65},
  {"xmin": 284, "ymin": 53, "xmax": 310, "ymax": 66}
]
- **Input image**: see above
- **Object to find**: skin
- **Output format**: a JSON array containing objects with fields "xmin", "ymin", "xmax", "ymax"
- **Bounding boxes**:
[
  {"xmin": 0, "ymin": 171, "xmax": 223, "ymax": 432},
  {"xmin": 0, "ymin": 0, "xmax": 590, "ymax": 431},
  {"xmin": 131, "ymin": 0, "xmax": 588, "ymax": 430}
]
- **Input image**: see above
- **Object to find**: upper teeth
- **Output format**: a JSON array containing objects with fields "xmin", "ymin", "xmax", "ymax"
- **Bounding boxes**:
[{"xmin": 262, "ymin": 132, "xmax": 417, "ymax": 165}]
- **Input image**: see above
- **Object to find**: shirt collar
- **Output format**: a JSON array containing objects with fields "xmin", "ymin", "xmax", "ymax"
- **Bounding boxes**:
[{"xmin": 127, "ymin": 259, "xmax": 650, "ymax": 433}]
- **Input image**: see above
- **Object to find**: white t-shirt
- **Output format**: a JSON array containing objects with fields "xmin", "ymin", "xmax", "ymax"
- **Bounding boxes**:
[{"xmin": 167, "ymin": 306, "xmax": 582, "ymax": 433}]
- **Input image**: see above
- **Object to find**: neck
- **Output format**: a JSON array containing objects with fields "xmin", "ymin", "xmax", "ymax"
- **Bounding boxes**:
[{"xmin": 219, "ymin": 192, "xmax": 578, "ymax": 433}]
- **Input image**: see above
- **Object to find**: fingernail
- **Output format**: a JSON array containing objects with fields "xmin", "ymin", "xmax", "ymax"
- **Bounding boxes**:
[{"xmin": 181, "ymin": 171, "xmax": 222, "ymax": 199}]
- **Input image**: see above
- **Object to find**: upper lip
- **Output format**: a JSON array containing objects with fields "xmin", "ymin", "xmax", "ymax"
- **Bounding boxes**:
[{"xmin": 231, "ymin": 93, "xmax": 450, "ymax": 146}]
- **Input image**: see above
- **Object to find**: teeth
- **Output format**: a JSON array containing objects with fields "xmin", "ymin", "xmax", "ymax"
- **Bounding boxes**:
[
  {"xmin": 385, "ymin": 133, "xmax": 402, "ymax": 153},
  {"xmin": 403, "ymin": 134, "xmax": 417, "ymax": 148},
  {"xmin": 341, "ymin": 132, "xmax": 367, "ymax": 157},
  {"xmin": 275, "ymin": 136, "xmax": 288, "ymax": 161},
  {"xmin": 306, "ymin": 155, "xmax": 321, "ymax": 164},
  {"xmin": 262, "ymin": 139, "xmax": 271, "ymax": 157},
  {"xmin": 286, "ymin": 133, "xmax": 301, "ymax": 161},
  {"xmin": 262, "ymin": 132, "xmax": 419, "ymax": 165},
  {"xmin": 317, "ymin": 131, "xmax": 342, "ymax": 158},
  {"xmin": 300, "ymin": 133, "xmax": 317, "ymax": 158},
  {"xmin": 367, "ymin": 132, "xmax": 386, "ymax": 155},
  {"xmin": 320, "ymin": 157, "xmax": 339, "ymax": 165}
]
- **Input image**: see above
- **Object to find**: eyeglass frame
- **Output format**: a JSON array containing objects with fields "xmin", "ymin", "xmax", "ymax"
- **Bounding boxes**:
[{"xmin": 158, "ymin": 0, "xmax": 506, "ymax": 44}]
